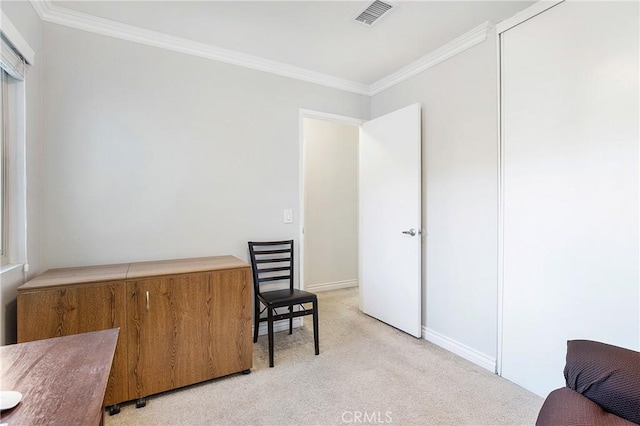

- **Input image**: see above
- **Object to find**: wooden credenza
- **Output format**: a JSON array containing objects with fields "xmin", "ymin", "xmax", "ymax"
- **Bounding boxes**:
[{"xmin": 17, "ymin": 256, "xmax": 253, "ymax": 408}]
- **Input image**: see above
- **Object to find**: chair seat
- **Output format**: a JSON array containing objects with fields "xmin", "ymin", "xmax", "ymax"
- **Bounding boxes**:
[{"xmin": 259, "ymin": 288, "xmax": 317, "ymax": 306}]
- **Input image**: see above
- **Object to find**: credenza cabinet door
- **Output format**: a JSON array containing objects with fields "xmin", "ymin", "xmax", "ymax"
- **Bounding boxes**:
[
  {"xmin": 209, "ymin": 269, "xmax": 252, "ymax": 378},
  {"xmin": 17, "ymin": 283, "xmax": 129, "ymax": 406},
  {"xmin": 126, "ymin": 269, "xmax": 252, "ymax": 399}
]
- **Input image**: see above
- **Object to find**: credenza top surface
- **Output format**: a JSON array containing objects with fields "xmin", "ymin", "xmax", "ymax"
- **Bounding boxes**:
[
  {"xmin": 19, "ymin": 263, "xmax": 130, "ymax": 289},
  {"xmin": 18, "ymin": 255, "xmax": 250, "ymax": 291},
  {"xmin": 126, "ymin": 255, "xmax": 249, "ymax": 279}
]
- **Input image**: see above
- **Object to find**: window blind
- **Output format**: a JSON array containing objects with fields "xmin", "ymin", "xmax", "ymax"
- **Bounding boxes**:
[{"xmin": 0, "ymin": 34, "xmax": 25, "ymax": 81}]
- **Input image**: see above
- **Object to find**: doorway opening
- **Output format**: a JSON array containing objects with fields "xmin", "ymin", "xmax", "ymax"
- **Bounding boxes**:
[{"xmin": 299, "ymin": 110, "xmax": 363, "ymax": 301}]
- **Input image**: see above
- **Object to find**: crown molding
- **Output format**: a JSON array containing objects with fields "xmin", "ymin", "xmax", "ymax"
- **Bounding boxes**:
[
  {"xmin": 1, "ymin": 10, "xmax": 36, "ymax": 64},
  {"xmin": 496, "ymin": 1, "xmax": 563, "ymax": 35},
  {"xmin": 29, "ymin": 0, "xmax": 371, "ymax": 95},
  {"xmin": 30, "ymin": 1, "xmax": 495, "ymax": 98},
  {"xmin": 369, "ymin": 21, "xmax": 493, "ymax": 95}
]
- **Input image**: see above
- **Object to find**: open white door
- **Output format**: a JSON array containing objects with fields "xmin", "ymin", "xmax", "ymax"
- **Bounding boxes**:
[{"xmin": 359, "ymin": 103, "xmax": 422, "ymax": 337}]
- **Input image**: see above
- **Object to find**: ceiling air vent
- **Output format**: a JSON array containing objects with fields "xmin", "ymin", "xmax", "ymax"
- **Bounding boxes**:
[{"xmin": 354, "ymin": 0, "xmax": 395, "ymax": 26}]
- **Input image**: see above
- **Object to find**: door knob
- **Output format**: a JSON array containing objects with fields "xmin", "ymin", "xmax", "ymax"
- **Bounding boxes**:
[{"xmin": 402, "ymin": 228, "xmax": 417, "ymax": 236}]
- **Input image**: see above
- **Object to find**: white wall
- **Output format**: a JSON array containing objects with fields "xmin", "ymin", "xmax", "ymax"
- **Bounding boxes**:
[
  {"xmin": 0, "ymin": 1, "xmax": 43, "ymax": 345},
  {"xmin": 41, "ymin": 23, "xmax": 370, "ymax": 271},
  {"xmin": 303, "ymin": 118, "xmax": 358, "ymax": 292},
  {"xmin": 371, "ymin": 31, "xmax": 499, "ymax": 368}
]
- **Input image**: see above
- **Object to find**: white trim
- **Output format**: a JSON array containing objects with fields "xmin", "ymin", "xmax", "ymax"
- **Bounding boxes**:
[
  {"xmin": 496, "ymin": 1, "xmax": 564, "ymax": 35},
  {"xmin": 30, "ymin": 0, "xmax": 370, "ymax": 96},
  {"xmin": 0, "ymin": 11, "xmax": 35, "ymax": 65},
  {"xmin": 307, "ymin": 279, "xmax": 358, "ymax": 293},
  {"xmin": 0, "ymin": 262, "xmax": 22, "ymax": 275},
  {"xmin": 29, "ymin": 0, "xmax": 47, "ymax": 20},
  {"xmin": 254, "ymin": 318, "xmax": 302, "ymax": 337},
  {"xmin": 369, "ymin": 21, "xmax": 492, "ymax": 95},
  {"xmin": 20, "ymin": 71, "xmax": 28, "ymax": 282},
  {"xmin": 423, "ymin": 327, "xmax": 497, "ymax": 373},
  {"xmin": 29, "ymin": 1, "xmax": 501, "ymax": 97},
  {"xmin": 299, "ymin": 109, "xmax": 366, "ymax": 127},
  {"xmin": 496, "ymin": 26, "xmax": 505, "ymax": 378},
  {"xmin": 299, "ymin": 117, "xmax": 306, "ymax": 291}
]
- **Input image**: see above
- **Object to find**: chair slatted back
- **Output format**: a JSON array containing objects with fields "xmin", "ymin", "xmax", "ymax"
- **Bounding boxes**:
[{"xmin": 248, "ymin": 240, "xmax": 294, "ymax": 296}]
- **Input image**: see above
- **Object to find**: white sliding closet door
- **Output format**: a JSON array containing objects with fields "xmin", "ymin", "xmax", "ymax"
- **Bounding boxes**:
[{"xmin": 501, "ymin": 1, "xmax": 639, "ymax": 397}]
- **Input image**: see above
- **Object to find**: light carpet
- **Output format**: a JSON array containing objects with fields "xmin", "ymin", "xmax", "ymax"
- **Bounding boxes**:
[{"xmin": 106, "ymin": 287, "xmax": 543, "ymax": 425}]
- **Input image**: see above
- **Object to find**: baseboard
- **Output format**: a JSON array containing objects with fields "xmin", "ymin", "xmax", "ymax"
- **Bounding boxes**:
[
  {"xmin": 423, "ymin": 326, "xmax": 496, "ymax": 373},
  {"xmin": 306, "ymin": 279, "xmax": 358, "ymax": 292},
  {"xmin": 255, "ymin": 318, "xmax": 303, "ymax": 336}
]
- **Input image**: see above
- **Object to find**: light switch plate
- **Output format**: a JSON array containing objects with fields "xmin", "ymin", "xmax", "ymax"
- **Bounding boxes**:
[{"xmin": 284, "ymin": 209, "xmax": 293, "ymax": 224}]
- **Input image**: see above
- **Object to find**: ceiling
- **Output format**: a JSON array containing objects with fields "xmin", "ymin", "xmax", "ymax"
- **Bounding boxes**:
[{"xmin": 51, "ymin": 1, "xmax": 534, "ymax": 86}]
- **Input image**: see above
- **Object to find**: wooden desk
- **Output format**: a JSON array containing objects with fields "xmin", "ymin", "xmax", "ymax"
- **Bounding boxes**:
[{"xmin": 0, "ymin": 329, "xmax": 119, "ymax": 425}]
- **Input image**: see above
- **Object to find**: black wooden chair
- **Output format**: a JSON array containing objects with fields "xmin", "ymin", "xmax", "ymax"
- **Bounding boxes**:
[{"xmin": 248, "ymin": 240, "xmax": 319, "ymax": 367}]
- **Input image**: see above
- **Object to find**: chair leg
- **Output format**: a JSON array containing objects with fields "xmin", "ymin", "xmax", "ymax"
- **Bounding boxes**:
[
  {"xmin": 312, "ymin": 300, "xmax": 319, "ymax": 355},
  {"xmin": 268, "ymin": 308, "xmax": 275, "ymax": 368},
  {"xmin": 289, "ymin": 305, "xmax": 293, "ymax": 334},
  {"xmin": 253, "ymin": 299, "xmax": 260, "ymax": 343}
]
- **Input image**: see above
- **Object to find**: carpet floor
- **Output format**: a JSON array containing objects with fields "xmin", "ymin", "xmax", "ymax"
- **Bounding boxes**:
[{"xmin": 106, "ymin": 287, "xmax": 543, "ymax": 425}]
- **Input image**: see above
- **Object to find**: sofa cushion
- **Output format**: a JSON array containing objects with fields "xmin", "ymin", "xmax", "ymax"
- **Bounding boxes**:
[
  {"xmin": 564, "ymin": 340, "xmax": 640, "ymax": 424},
  {"xmin": 536, "ymin": 387, "xmax": 637, "ymax": 426}
]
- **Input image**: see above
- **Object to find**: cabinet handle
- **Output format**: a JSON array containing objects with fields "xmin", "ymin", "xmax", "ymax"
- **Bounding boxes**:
[{"xmin": 146, "ymin": 291, "xmax": 150, "ymax": 311}]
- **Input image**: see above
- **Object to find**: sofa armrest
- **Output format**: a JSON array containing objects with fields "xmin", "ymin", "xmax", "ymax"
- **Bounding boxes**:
[
  {"xmin": 536, "ymin": 387, "xmax": 637, "ymax": 426},
  {"xmin": 564, "ymin": 340, "xmax": 640, "ymax": 424}
]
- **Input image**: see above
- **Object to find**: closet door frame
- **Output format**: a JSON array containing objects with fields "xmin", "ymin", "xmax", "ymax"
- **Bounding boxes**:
[{"xmin": 495, "ymin": 0, "xmax": 564, "ymax": 378}]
